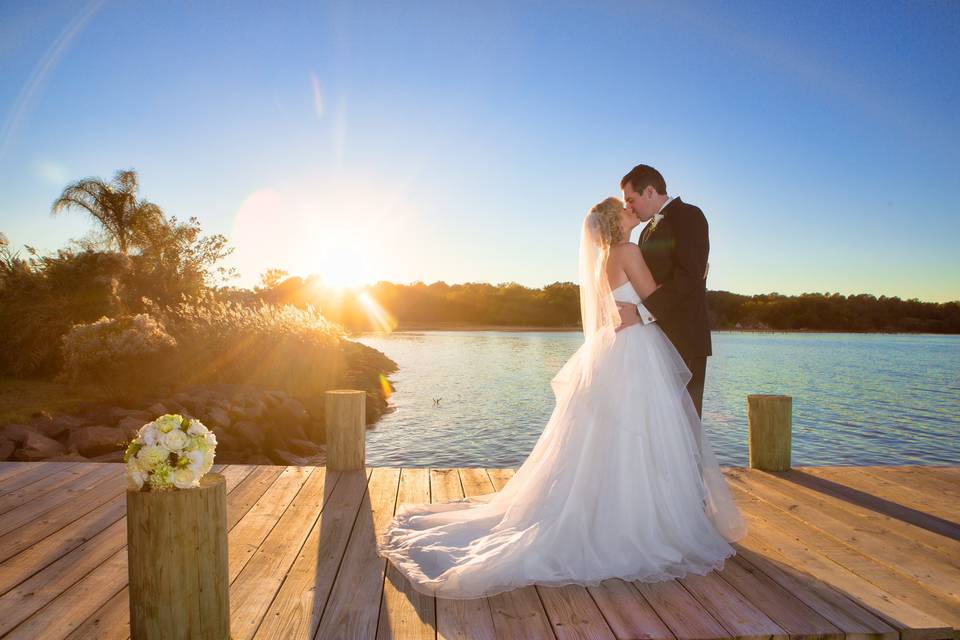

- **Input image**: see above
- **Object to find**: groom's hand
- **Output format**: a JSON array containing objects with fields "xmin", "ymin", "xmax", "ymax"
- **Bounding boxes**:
[{"xmin": 615, "ymin": 302, "xmax": 641, "ymax": 332}]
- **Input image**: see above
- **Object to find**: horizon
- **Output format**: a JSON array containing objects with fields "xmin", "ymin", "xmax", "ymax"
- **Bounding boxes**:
[{"xmin": 1, "ymin": 1, "xmax": 958, "ymax": 303}]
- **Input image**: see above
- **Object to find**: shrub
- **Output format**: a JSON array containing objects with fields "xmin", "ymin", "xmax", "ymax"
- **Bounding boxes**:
[{"xmin": 60, "ymin": 313, "xmax": 177, "ymax": 396}]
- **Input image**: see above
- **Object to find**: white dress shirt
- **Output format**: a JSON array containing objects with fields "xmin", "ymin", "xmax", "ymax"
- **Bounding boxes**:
[{"xmin": 636, "ymin": 196, "xmax": 676, "ymax": 325}]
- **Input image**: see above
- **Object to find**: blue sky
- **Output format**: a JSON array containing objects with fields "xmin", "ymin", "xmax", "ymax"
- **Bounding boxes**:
[{"xmin": 1, "ymin": 0, "xmax": 958, "ymax": 301}]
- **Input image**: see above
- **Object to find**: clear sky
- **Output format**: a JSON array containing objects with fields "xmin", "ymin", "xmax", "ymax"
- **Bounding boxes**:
[{"xmin": 1, "ymin": 0, "xmax": 958, "ymax": 301}]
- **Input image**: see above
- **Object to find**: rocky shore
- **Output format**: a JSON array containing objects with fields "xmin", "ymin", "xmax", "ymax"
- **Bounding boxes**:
[{"xmin": 0, "ymin": 382, "xmax": 390, "ymax": 466}]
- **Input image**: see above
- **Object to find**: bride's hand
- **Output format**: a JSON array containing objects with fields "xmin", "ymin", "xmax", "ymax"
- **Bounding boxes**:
[{"xmin": 615, "ymin": 302, "xmax": 641, "ymax": 332}]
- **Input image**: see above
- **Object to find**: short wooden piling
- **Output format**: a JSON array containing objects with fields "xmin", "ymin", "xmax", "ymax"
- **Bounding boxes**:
[
  {"xmin": 748, "ymin": 394, "xmax": 792, "ymax": 471},
  {"xmin": 127, "ymin": 473, "xmax": 230, "ymax": 640},
  {"xmin": 325, "ymin": 389, "xmax": 366, "ymax": 470}
]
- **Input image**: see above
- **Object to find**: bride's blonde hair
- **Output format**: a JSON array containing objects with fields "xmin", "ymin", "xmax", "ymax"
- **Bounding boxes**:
[{"xmin": 587, "ymin": 197, "xmax": 625, "ymax": 247}]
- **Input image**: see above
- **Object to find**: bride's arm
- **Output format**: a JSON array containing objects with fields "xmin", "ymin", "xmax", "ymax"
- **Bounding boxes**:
[{"xmin": 618, "ymin": 244, "xmax": 658, "ymax": 300}]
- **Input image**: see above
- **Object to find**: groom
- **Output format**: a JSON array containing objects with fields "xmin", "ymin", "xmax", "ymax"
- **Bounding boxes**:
[{"xmin": 617, "ymin": 164, "xmax": 712, "ymax": 417}]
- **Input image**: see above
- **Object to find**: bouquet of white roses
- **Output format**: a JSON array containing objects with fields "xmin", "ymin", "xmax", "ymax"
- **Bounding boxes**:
[{"xmin": 124, "ymin": 414, "xmax": 217, "ymax": 491}]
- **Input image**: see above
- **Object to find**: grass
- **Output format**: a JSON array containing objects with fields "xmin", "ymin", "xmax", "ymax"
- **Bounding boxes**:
[{"xmin": 0, "ymin": 377, "xmax": 110, "ymax": 425}]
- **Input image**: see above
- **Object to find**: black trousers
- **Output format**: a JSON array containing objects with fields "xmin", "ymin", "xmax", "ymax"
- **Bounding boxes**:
[{"xmin": 684, "ymin": 356, "xmax": 707, "ymax": 418}]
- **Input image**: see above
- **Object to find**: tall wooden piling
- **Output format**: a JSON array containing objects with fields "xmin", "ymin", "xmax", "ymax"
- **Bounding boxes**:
[{"xmin": 325, "ymin": 389, "xmax": 366, "ymax": 470}]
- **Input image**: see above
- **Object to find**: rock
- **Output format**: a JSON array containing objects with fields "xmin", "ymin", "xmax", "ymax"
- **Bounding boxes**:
[
  {"xmin": 146, "ymin": 403, "xmax": 168, "ymax": 416},
  {"xmin": 210, "ymin": 427, "xmax": 242, "ymax": 453},
  {"xmin": 29, "ymin": 414, "xmax": 86, "ymax": 439},
  {"xmin": 244, "ymin": 399, "xmax": 267, "ymax": 419},
  {"xmin": 246, "ymin": 453, "xmax": 275, "ymax": 466},
  {"xmin": 232, "ymin": 420, "xmax": 266, "ymax": 450},
  {"xmin": 176, "ymin": 394, "xmax": 206, "ymax": 415},
  {"xmin": 205, "ymin": 406, "xmax": 231, "ymax": 430},
  {"xmin": 2, "ymin": 424, "xmax": 33, "ymax": 444},
  {"xmin": 15, "ymin": 431, "xmax": 65, "ymax": 461},
  {"xmin": 286, "ymin": 438, "xmax": 323, "ymax": 457},
  {"xmin": 90, "ymin": 450, "xmax": 125, "ymax": 463},
  {"xmin": 270, "ymin": 449, "xmax": 309, "ymax": 466},
  {"xmin": 305, "ymin": 419, "xmax": 326, "ymax": 443},
  {"xmin": 0, "ymin": 437, "xmax": 14, "ymax": 461},
  {"xmin": 109, "ymin": 407, "xmax": 153, "ymax": 423},
  {"xmin": 301, "ymin": 395, "xmax": 326, "ymax": 421},
  {"xmin": 45, "ymin": 452, "xmax": 89, "ymax": 461},
  {"xmin": 278, "ymin": 398, "xmax": 308, "ymax": 422},
  {"xmin": 67, "ymin": 426, "xmax": 128, "ymax": 457},
  {"xmin": 117, "ymin": 416, "xmax": 149, "ymax": 439}
]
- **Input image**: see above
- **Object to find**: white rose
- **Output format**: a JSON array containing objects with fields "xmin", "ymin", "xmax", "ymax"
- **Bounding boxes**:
[
  {"xmin": 138, "ymin": 425, "xmax": 159, "ymax": 447},
  {"xmin": 137, "ymin": 444, "xmax": 169, "ymax": 469},
  {"xmin": 187, "ymin": 419, "xmax": 208, "ymax": 436},
  {"xmin": 160, "ymin": 429, "xmax": 189, "ymax": 451},
  {"xmin": 126, "ymin": 459, "xmax": 147, "ymax": 490},
  {"xmin": 186, "ymin": 449, "xmax": 205, "ymax": 473},
  {"xmin": 171, "ymin": 467, "xmax": 198, "ymax": 489}
]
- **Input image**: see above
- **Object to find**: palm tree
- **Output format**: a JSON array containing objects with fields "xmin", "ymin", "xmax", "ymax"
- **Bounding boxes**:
[{"xmin": 51, "ymin": 169, "xmax": 165, "ymax": 255}]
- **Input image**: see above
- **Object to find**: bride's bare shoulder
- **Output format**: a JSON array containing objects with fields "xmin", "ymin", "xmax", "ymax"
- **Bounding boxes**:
[{"xmin": 609, "ymin": 242, "xmax": 642, "ymax": 261}]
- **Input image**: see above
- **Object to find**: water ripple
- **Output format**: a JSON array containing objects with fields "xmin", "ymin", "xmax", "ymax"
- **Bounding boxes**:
[{"xmin": 357, "ymin": 331, "xmax": 960, "ymax": 467}]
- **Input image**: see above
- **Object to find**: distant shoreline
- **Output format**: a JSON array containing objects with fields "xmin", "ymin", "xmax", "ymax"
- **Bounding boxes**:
[{"xmin": 362, "ymin": 324, "xmax": 958, "ymax": 336}]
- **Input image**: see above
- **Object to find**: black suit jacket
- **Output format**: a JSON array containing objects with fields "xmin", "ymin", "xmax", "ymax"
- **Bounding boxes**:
[{"xmin": 638, "ymin": 197, "xmax": 712, "ymax": 360}]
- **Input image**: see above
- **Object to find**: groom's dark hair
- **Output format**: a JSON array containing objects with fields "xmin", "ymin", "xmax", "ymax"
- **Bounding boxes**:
[{"xmin": 620, "ymin": 164, "xmax": 667, "ymax": 195}]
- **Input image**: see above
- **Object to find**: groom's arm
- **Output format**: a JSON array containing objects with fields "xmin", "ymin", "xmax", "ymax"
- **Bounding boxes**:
[{"xmin": 642, "ymin": 206, "xmax": 709, "ymax": 321}]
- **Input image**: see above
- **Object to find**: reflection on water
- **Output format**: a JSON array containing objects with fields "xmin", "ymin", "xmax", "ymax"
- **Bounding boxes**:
[{"xmin": 356, "ymin": 331, "xmax": 960, "ymax": 468}]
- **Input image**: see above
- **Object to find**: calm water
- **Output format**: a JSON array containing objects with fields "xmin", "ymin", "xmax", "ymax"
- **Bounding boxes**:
[{"xmin": 356, "ymin": 331, "xmax": 960, "ymax": 467}]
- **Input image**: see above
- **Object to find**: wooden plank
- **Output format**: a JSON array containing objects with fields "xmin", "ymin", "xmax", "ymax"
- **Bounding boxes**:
[
  {"xmin": 314, "ymin": 467, "xmax": 401, "ymax": 639},
  {"xmin": 0, "ymin": 470, "xmax": 127, "ymax": 564},
  {"xmin": 470, "ymin": 468, "xmax": 557, "ymax": 640},
  {"xmin": 857, "ymin": 466, "xmax": 960, "ymax": 507},
  {"xmin": 716, "ymin": 554, "xmax": 845, "ymax": 639},
  {"xmin": 633, "ymin": 579, "xmax": 730, "ymax": 640},
  {"xmin": 799, "ymin": 466, "xmax": 960, "ymax": 530},
  {"xmin": 729, "ymin": 476, "xmax": 960, "ymax": 626},
  {"xmin": 0, "ymin": 463, "xmax": 85, "ymax": 504},
  {"xmin": 6, "ymin": 466, "xmax": 257, "ymax": 640},
  {"xmin": 734, "ymin": 469, "xmax": 960, "ymax": 599},
  {"xmin": 458, "ymin": 468, "xmax": 494, "ymax": 498},
  {"xmin": 729, "ymin": 483, "xmax": 953, "ymax": 640},
  {"xmin": 434, "ymin": 468, "xmax": 497, "ymax": 640},
  {"xmin": 251, "ymin": 469, "xmax": 373, "ymax": 640},
  {"xmin": 535, "ymin": 586, "xmax": 616, "ymax": 640},
  {"xmin": 0, "ymin": 462, "xmax": 80, "ymax": 493},
  {"xmin": 777, "ymin": 467, "xmax": 960, "ymax": 541},
  {"xmin": 766, "ymin": 469, "xmax": 960, "ymax": 565},
  {"xmin": 0, "ymin": 492, "xmax": 125, "ymax": 594},
  {"xmin": 63, "ymin": 465, "xmax": 282, "ymax": 640},
  {"xmin": 0, "ymin": 464, "xmax": 91, "ymax": 514},
  {"xmin": 677, "ymin": 570, "xmax": 786, "ymax": 639},
  {"xmin": 0, "ymin": 463, "xmax": 121, "ymax": 537},
  {"xmin": 585, "ymin": 579, "xmax": 676, "ymax": 640},
  {"xmin": 376, "ymin": 467, "xmax": 435, "ymax": 640},
  {"xmin": 0, "ymin": 464, "xmax": 251, "ymax": 606},
  {"xmin": 227, "ymin": 466, "xmax": 315, "ymax": 582},
  {"xmin": 864, "ymin": 467, "xmax": 960, "ymax": 498},
  {"xmin": 230, "ymin": 467, "xmax": 334, "ymax": 639},
  {"xmin": 730, "ymin": 547, "xmax": 898, "ymax": 640}
]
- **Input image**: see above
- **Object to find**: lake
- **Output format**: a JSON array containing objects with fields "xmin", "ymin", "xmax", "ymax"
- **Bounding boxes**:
[{"xmin": 356, "ymin": 331, "xmax": 960, "ymax": 468}]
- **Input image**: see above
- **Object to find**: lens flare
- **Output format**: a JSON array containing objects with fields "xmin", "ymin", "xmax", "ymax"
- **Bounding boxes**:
[
  {"xmin": 379, "ymin": 373, "xmax": 393, "ymax": 400},
  {"xmin": 357, "ymin": 291, "xmax": 397, "ymax": 333}
]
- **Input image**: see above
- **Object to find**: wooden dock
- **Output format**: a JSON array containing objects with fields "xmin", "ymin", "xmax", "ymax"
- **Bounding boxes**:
[{"xmin": 0, "ymin": 461, "xmax": 957, "ymax": 639}]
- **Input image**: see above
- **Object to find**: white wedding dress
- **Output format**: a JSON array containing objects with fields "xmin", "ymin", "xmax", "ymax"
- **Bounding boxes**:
[{"xmin": 375, "ymin": 279, "xmax": 747, "ymax": 600}]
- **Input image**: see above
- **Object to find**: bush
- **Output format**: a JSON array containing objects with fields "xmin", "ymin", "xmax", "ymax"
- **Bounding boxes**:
[
  {"xmin": 60, "ymin": 313, "xmax": 177, "ymax": 396},
  {"xmin": 143, "ymin": 292, "xmax": 367, "ymax": 397}
]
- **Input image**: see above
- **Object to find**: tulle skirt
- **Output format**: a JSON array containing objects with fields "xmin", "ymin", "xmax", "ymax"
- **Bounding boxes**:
[{"xmin": 375, "ymin": 321, "xmax": 747, "ymax": 599}]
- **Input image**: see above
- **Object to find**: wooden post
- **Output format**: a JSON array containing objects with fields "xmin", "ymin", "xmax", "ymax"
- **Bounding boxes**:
[
  {"xmin": 325, "ymin": 389, "xmax": 366, "ymax": 470},
  {"xmin": 748, "ymin": 394, "xmax": 792, "ymax": 471},
  {"xmin": 127, "ymin": 473, "xmax": 230, "ymax": 640}
]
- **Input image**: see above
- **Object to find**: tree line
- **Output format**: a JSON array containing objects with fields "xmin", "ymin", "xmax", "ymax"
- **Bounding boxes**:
[{"xmin": 255, "ymin": 276, "xmax": 960, "ymax": 334}]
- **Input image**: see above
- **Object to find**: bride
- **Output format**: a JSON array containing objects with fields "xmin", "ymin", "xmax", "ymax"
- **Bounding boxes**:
[{"xmin": 375, "ymin": 197, "xmax": 747, "ymax": 599}]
